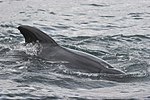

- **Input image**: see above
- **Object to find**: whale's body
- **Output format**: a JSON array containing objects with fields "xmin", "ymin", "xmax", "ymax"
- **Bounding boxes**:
[{"xmin": 18, "ymin": 25, "xmax": 125, "ymax": 74}]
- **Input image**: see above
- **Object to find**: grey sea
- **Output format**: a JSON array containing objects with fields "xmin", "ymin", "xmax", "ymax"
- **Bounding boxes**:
[{"xmin": 0, "ymin": 0, "xmax": 150, "ymax": 99}]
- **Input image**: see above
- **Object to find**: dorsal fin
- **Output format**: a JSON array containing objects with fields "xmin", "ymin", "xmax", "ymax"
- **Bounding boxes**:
[{"xmin": 18, "ymin": 25, "xmax": 58, "ymax": 46}]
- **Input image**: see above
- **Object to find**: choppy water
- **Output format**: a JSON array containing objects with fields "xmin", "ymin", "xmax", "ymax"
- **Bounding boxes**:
[{"xmin": 0, "ymin": 0, "xmax": 150, "ymax": 99}]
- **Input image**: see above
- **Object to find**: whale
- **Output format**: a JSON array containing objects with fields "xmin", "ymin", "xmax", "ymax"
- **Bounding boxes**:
[{"xmin": 18, "ymin": 25, "xmax": 125, "ymax": 74}]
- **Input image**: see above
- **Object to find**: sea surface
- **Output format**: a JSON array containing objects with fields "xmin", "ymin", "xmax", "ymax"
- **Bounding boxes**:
[{"xmin": 0, "ymin": 0, "xmax": 150, "ymax": 99}]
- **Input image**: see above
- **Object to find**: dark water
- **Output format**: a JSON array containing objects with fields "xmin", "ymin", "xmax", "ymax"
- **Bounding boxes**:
[{"xmin": 0, "ymin": 0, "xmax": 150, "ymax": 99}]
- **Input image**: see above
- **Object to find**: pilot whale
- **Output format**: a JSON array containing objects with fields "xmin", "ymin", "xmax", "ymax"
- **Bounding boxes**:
[{"xmin": 18, "ymin": 25, "xmax": 125, "ymax": 74}]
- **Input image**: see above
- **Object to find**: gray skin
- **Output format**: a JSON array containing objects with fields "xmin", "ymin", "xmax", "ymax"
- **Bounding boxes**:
[{"xmin": 18, "ymin": 25, "xmax": 125, "ymax": 74}]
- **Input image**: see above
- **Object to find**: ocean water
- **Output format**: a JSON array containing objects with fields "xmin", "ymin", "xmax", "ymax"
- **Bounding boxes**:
[{"xmin": 0, "ymin": 0, "xmax": 150, "ymax": 99}]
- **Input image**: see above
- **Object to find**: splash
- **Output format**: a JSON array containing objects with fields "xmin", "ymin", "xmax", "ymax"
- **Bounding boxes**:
[{"xmin": 12, "ymin": 43, "xmax": 42, "ymax": 56}]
